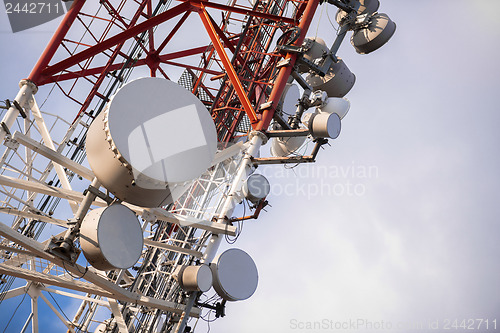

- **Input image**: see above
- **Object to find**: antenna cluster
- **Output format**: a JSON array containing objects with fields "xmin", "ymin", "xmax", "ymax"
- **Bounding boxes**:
[
  {"xmin": 0, "ymin": 0, "xmax": 396, "ymax": 331},
  {"xmin": 270, "ymin": 0, "xmax": 396, "ymax": 160}
]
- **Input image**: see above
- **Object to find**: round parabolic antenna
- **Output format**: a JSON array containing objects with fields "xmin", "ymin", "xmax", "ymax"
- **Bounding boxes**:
[
  {"xmin": 297, "ymin": 37, "xmax": 328, "ymax": 73},
  {"xmin": 281, "ymin": 83, "xmax": 300, "ymax": 115},
  {"xmin": 271, "ymin": 135, "xmax": 306, "ymax": 157},
  {"xmin": 272, "ymin": 83, "xmax": 306, "ymax": 157},
  {"xmin": 310, "ymin": 112, "xmax": 341, "ymax": 139},
  {"xmin": 211, "ymin": 248, "xmax": 258, "ymax": 301},
  {"xmin": 305, "ymin": 58, "xmax": 355, "ymax": 98},
  {"xmin": 351, "ymin": 13, "xmax": 396, "ymax": 55},
  {"xmin": 106, "ymin": 77, "xmax": 217, "ymax": 187},
  {"xmin": 180, "ymin": 265, "xmax": 213, "ymax": 292},
  {"xmin": 242, "ymin": 173, "xmax": 270, "ymax": 203},
  {"xmin": 194, "ymin": 265, "xmax": 213, "ymax": 292},
  {"xmin": 80, "ymin": 204, "xmax": 143, "ymax": 271},
  {"xmin": 319, "ymin": 97, "xmax": 351, "ymax": 120}
]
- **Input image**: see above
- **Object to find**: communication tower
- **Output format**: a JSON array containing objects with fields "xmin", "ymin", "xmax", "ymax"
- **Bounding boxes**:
[{"xmin": 0, "ymin": 0, "xmax": 395, "ymax": 332}]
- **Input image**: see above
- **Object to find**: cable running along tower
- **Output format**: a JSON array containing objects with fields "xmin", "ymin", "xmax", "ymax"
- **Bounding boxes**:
[{"xmin": 0, "ymin": 0, "xmax": 395, "ymax": 331}]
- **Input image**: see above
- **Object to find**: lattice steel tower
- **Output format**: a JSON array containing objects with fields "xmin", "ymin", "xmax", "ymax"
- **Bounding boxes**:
[{"xmin": 0, "ymin": 0, "xmax": 395, "ymax": 332}]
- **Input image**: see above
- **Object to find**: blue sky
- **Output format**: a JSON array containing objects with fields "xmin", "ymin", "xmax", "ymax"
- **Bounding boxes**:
[{"xmin": 1, "ymin": 1, "xmax": 500, "ymax": 332}]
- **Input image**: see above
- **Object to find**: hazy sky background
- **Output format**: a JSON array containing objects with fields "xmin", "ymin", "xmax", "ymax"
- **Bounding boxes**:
[{"xmin": 1, "ymin": 0, "xmax": 500, "ymax": 332}]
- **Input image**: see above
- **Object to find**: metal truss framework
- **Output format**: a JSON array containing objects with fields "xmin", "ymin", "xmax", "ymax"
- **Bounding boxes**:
[
  {"xmin": 26, "ymin": 0, "xmax": 318, "ymax": 141},
  {"xmin": 0, "ymin": 0, "xmax": 322, "ymax": 331}
]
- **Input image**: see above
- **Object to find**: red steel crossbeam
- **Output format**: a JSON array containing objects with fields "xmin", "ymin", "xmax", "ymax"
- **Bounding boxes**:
[
  {"xmin": 155, "ymin": 11, "xmax": 191, "ymax": 55},
  {"xmin": 205, "ymin": 13, "xmax": 250, "ymax": 74},
  {"xmin": 31, "ymin": 2, "xmax": 193, "ymax": 85},
  {"xmin": 180, "ymin": 0, "xmax": 296, "ymax": 25},
  {"xmin": 197, "ymin": 3, "xmax": 259, "ymax": 124},
  {"xmin": 41, "ymin": 45, "xmax": 220, "ymax": 84},
  {"xmin": 72, "ymin": 0, "xmax": 152, "ymax": 122},
  {"xmin": 27, "ymin": 0, "xmax": 318, "ymax": 136},
  {"xmin": 28, "ymin": 0, "xmax": 86, "ymax": 84},
  {"xmin": 29, "ymin": 0, "xmax": 298, "ymax": 87},
  {"xmin": 204, "ymin": 0, "xmax": 297, "ymax": 140}
]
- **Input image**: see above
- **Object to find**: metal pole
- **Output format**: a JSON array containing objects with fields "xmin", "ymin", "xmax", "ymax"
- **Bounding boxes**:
[
  {"xmin": 203, "ymin": 131, "xmax": 265, "ymax": 263},
  {"xmin": 57, "ymin": 178, "xmax": 100, "ymax": 255},
  {"xmin": 174, "ymin": 131, "xmax": 266, "ymax": 333},
  {"xmin": 256, "ymin": 0, "xmax": 320, "ymax": 132},
  {"xmin": 329, "ymin": 23, "xmax": 351, "ymax": 57},
  {"xmin": 0, "ymin": 80, "xmax": 37, "ymax": 144},
  {"xmin": 31, "ymin": 295, "xmax": 39, "ymax": 333},
  {"xmin": 329, "ymin": 0, "xmax": 360, "ymax": 57},
  {"xmin": 20, "ymin": 313, "xmax": 33, "ymax": 333}
]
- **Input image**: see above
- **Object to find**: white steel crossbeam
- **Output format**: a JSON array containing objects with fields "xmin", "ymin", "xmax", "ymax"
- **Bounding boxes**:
[
  {"xmin": 0, "ymin": 264, "xmax": 114, "ymax": 297},
  {"xmin": 147, "ymin": 207, "xmax": 237, "ymax": 236},
  {"xmin": 0, "ymin": 207, "xmax": 67, "ymax": 227},
  {"xmin": 11, "ymin": 131, "xmax": 95, "ymax": 181},
  {"xmin": 0, "ymin": 284, "xmax": 27, "ymax": 300},
  {"xmin": 0, "ymin": 174, "xmax": 105, "ymax": 205},
  {"xmin": 0, "ymin": 221, "xmax": 200, "ymax": 316},
  {"xmin": 144, "ymin": 239, "xmax": 203, "ymax": 258},
  {"xmin": 31, "ymin": 97, "xmax": 79, "ymax": 214},
  {"xmin": 38, "ymin": 286, "xmax": 111, "ymax": 307},
  {"xmin": 109, "ymin": 299, "xmax": 129, "ymax": 333},
  {"xmin": 0, "ymin": 174, "xmax": 236, "ymax": 235},
  {"xmin": 37, "ymin": 289, "xmax": 77, "ymax": 332}
]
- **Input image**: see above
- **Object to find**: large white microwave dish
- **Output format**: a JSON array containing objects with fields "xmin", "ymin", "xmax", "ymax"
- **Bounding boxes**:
[{"xmin": 86, "ymin": 77, "xmax": 217, "ymax": 207}]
